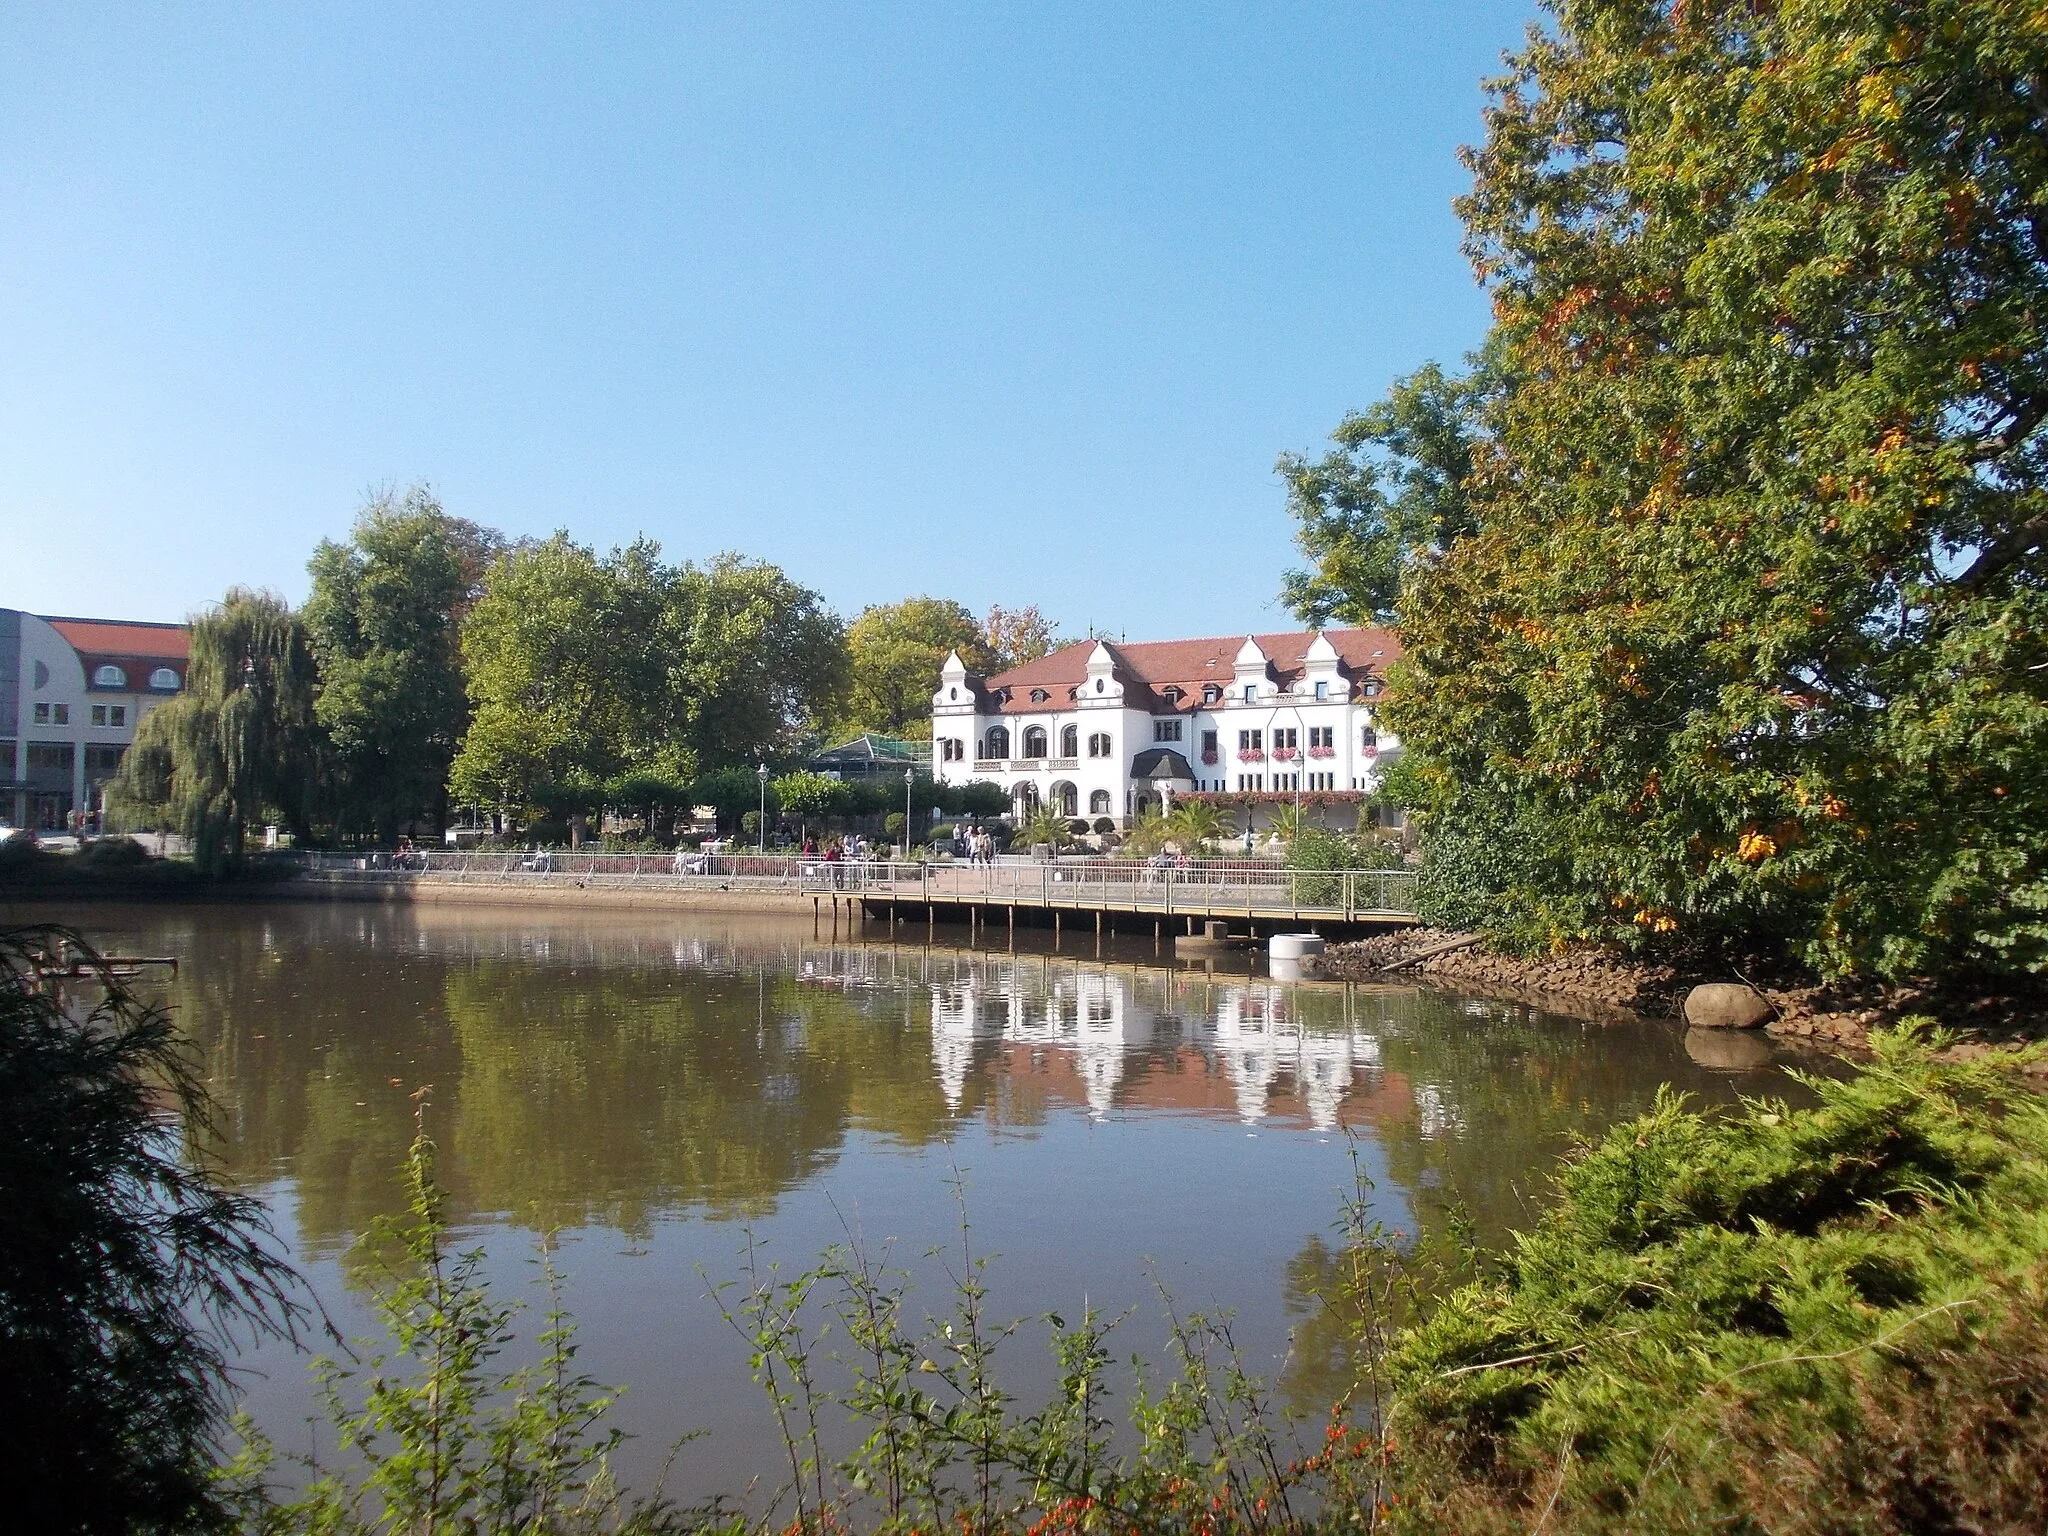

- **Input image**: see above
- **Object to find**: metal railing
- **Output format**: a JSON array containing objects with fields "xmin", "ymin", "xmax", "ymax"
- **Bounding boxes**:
[{"xmin": 291, "ymin": 851, "xmax": 1419, "ymax": 917}]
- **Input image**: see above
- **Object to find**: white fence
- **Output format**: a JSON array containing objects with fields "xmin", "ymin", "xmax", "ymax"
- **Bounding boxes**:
[{"xmin": 294, "ymin": 851, "xmax": 1419, "ymax": 917}]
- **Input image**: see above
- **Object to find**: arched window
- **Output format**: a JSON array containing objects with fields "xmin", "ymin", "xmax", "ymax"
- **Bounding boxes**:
[
  {"xmin": 1029, "ymin": 688, "xmax": 1049, "ymax": 703},
  {"xmin": 983, "ymin": 726, "xmax": 1010, "ymax": 760},
  {"xmin": 1060, "ymin": 724, "xmax": 1078, "ymax": 757},
  {"xmin": 1089, "ymin": 789, "xmax": 1112, "ymax": 815},
  {"xmin": 1087, "ymin": 732, "xmax": 1111, "ymax": 758},
  {"xmin": 1021, "ymin": 726, "xmax": 1047, "ymax": 758},
  {"xmin": 94, "ymin": 664, "xmax": 126, "ymax": 688},
  {"xmin": 1053, "ymin": 782, "xmax": 1077, "ymax": 816},
  {"xmin": 149, "ymin": 667, "xmax": 181, "ymax": 691}
]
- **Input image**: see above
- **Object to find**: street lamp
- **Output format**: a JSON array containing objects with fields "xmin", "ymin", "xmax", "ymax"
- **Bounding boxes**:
[
  {"xmin": 903, "ymin": 768, "xmax": 914, "ymax": 861},
  {"xmin": 756, "ymin": 762, "xmax": 768, "ymax": 854}
]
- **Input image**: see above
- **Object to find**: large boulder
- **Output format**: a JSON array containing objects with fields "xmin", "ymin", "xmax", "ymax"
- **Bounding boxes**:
[{"xmin": 1683, "ymin": 982, "xmax": 1775, "ymax": 1031}]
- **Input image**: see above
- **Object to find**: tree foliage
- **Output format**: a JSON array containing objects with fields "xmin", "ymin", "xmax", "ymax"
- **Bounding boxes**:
[
  {"xmin": 1362, "ymin": 0, "xmax": 2048, "ymax": 977},
  {"xmin": 304, "ymin": 486, "xmax": 502, "ymax": 840},
  {"xmin": 843, "ymin": 597, "xmax": 994, "ymax": 737},
  {"xmin": 0, "ymin": 928, "xmax": 300, "ymax": 1535},
  {"xmin": 449, "ymin": 536, "xmax": 667, "ymax": 815},
  {"xmin": 982, "ymin": 605, "xmax": 1062, "ymax": 671},
  {"xmin": 108, "ymin": 589, "xmax": 324, "ymax": 872},
  {"xmin": 1280, "ymin": 357, "xmax": 1494, "ymax": 627},
  {"xmin": 664, "ymin": 553, "xmax": 848, "ymax": 772}
]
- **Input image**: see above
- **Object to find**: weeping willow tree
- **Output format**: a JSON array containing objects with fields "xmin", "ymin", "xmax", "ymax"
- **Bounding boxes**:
[{"xmin": 109, "ymin": 589, "xmax": 325, "ymax": 872}]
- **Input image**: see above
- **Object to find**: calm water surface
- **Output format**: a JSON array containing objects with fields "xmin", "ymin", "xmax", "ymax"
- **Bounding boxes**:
[{"xmin": 51, "ymin": 902, "xmax": 1798, "ymax": 1504}]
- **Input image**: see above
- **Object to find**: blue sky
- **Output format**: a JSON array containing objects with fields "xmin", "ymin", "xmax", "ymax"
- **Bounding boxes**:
[{"xmin": 1, "ymin": 3, "xmax": 1536, "ymax": 641}]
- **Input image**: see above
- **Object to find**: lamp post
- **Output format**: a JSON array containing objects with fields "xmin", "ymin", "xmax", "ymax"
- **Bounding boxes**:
[
  {"xmin": 756, "ymin": 762, "xmax": 768, "ymax": 854},
  {"xmin": 903, "ymin": 768, "xmax": 914, "ymax": 861}
]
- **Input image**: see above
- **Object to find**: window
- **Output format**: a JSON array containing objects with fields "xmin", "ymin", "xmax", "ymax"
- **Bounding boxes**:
[
  {"xmin": 1054, "ymin": 782, "xmax": 1077, "ymax": 815},
  {"xmin": 1362, "ymin": 677, "xmax": 1382, "ymax": 698},
  {"xmin": 1202, "ymin": 684, "xmax": 1222, "ymax": 704},
  {"xmin": 1061, "ymin": 724, "xmax": 1079, "ymax": 757},
  {"xmin": 1163, "ymin": 686, "xmax": 1183, "ymax": 705},
  {"xmin": 1089, "ymin": 789, "xmax": 1112, "ymax": 814},
  {"xmin": 34, "ymin": 702, "xmax": 49, "ymax": 724},
  {"xmin": 1237, "ymin": 729, "xmax": 1263, "ymax": 754},
  {"xmin": 1030, "ymin": 688, "xmax": 1049, "ymax": 703},
  {"xmin": 33, "ymin": 660, "xmax": 48, "ymax": 688},
  {"xmin": 983, "ymin": 726, "xmax": 1010, "ymax": 759},
  {"xmin": 1153, "ymin": 719, "xmax": 1182, "ymax": 742},
  {"xmin": 1361, "ymin": 727, "xmax": 1379, "ymax": 753},
  {"xmin": 1274, "ymin": 727, "xmax": 1297, "ymax": 751},
  {"xmin": 149, "ymin": 667, "xmax": 180, "ymax": 690},
  {"xmin": 1201, "ymin": 729, "xmax": 1217, "ymax": 753},
  {"xmin": 85, "ymin": 744, "xmax": 125, "ymax": 776},
  {"xmin": 1243, "ymin": 684, "xmax": 1257, "ymax": 702},
  {"xmin": 54, "ymin": 704, "xmax": 67, "ymax": 725},
  {"xmin": 1087, "ymin": 732, "xmax": 1111, "ymax": 758},
  {"xmin": 91, "ymin": 705, "xmax": 106, "ymax": 726},
  {"xmin": 948, "ymin": 686, "xmax": 958, "ymax": 700},
  {"xmin": 94, "ymin": 664, "xmax": 126, "ymax": 688},
  {"xmin": 1021, "ymin": 726, "xmax": 1048, "ymax": 758},
  {"xmin": 941, "ymin": 737, "xmax": 964, "ymax": 762},
  {"xmin": 1308, "ymin": 726, "xmax": 1334, "ymax": 750},
  {"xmin": 1314, "ymin": 680, "xmax": 1328, "ymax": 701}
]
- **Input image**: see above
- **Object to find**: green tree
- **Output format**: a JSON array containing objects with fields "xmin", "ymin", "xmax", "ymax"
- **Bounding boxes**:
[
  {"xmin": 0, "ymin": 927, "xmax": 300, "ymax": 1535},
  {"xmin": 109, "ymin": 588, "xmax": 325, "ymax": 871},
  {"xmin": 1279, "ymin": 357, "xmax": 1494, "ymax": 627},
  {"xmin": 843, "ymin": 597, "xmax": 994, "ymax": 736},
  {"xmin": 449, "ymin": 536, "xmax": 666, "ymax": 819},
  {"xmin": 1367, "ymin": 0, "xmax": 2048, "ymax": 978},
  {"xmin": 770, "ymin": 770, "xmax": 850, "ymax": 842},
  {"xmin": 663, "ymin": 554, "xmax": 848, "ymax": 771},
  {"xmin": 304, "ymin": 486, "xmax": 503, "ymax": 841}
]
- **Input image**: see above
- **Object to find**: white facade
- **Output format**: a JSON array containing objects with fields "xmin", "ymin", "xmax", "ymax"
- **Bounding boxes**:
[
  {"xmin": 2, "ymin": 610, "xmax": 188, "ymax": 831},
  {"xmin": 930, "ymin": 629, "xmax": 1400, "ymax": 827}
]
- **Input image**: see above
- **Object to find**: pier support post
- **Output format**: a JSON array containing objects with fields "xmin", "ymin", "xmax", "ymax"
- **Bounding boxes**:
[{"xmin": 1007, "ymin": 905, "xmax": 1015, "ymax": 946}]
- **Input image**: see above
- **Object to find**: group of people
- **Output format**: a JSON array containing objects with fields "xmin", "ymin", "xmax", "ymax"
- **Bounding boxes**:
[{"xmin": 952, "ymin": 824, "xmax": 998, "ymax": 864}]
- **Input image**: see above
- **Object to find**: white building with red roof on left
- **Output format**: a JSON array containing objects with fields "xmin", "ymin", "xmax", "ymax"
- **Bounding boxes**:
[{"xmin": 2, "ymin": 609, "xmax": 189, "ymax": 833}]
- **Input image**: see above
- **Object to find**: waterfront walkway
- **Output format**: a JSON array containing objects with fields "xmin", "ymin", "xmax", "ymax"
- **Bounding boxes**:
[{"xmin": 296, "ymin": 852, "xmax": 1421, "ymax": 935}]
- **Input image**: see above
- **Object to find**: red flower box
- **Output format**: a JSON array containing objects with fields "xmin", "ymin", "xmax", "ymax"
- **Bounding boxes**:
[
  {"xmin": 1272, "ymin": 748, "xmax": 1297, "ymax": 761},
  {"xmin": 1307, "ymin": 746, "xmax": 1335, "ymax": 758},
  {"xmin": 1238, "ymin": 749, "xmax": 1265, "ymax": 761},
  {"xmin": 1200, "ymin": 752, "xmax": 1219, "ymax": 764}
]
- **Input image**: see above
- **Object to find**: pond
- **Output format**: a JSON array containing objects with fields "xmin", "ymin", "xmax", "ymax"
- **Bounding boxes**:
[{"xmin": 50, "ymin": 901, "xmax": 1801, "ymax": 1506}]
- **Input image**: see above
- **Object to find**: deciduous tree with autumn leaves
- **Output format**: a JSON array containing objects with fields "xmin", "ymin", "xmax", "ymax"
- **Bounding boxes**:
[{"xmin": 1292, "ymin": 0, "xmax": 2048, "ymax": 977}]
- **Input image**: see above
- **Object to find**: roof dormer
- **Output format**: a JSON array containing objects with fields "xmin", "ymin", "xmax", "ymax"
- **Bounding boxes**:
[
  {"xmin": 1232, "ymin": 636, "xmax": 1271, "ymax": 682},
  {"xmin": 1081, "ymin": 640, "xmax": 1124, "ymax": 704},
  {"xmin": 1297, "ymin": 630, "xmax": 1343, "ymax": 695},
  {"xmin": 933, "ymin": 649, "xmax": 985, "ymax": 713}
]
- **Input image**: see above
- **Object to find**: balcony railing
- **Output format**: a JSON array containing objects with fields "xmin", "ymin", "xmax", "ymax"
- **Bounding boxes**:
[{"xmin": 1046, "ymin": 757, "xmax": 1079, "ymax": 770}]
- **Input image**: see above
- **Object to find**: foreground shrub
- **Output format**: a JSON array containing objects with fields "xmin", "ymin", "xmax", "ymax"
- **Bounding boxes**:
[
  {"xmin": 1381, "ymin": 1027, "xmax": 2048, "ymax": 1533},
  {"xmin": 0, "ymin": 926, "xmax": 300, "ymax": 1535}
]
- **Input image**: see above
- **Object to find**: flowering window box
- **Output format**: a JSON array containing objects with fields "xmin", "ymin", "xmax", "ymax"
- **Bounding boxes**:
[
  {"xmin": 1200, "ymin": 752, "xmax": 1219, "ymax": 764},
  {"xmin": 1238, "ymin": 749, "xmax": 1265, "ymax": 762},
  {"xmin": 1307, "ymin": 746, "xmax": 1335, "ymax": 759},
  {"xmin": 1271, "ymin": 748, "xmax": 1297, "ymax": 761}
]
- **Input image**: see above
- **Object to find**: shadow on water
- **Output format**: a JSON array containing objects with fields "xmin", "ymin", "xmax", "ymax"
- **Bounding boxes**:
[{"xmin": 41, "ymin": 901, "xmax": 1811, "ymax": 1500}]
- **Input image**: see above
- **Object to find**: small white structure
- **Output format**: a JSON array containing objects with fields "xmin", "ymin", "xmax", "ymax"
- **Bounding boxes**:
[{"xmin": 931, "ymin": 628, "xmax": 1402, "ymax": 831}]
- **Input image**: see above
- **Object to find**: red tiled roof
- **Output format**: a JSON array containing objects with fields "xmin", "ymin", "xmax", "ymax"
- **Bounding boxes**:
[
  {"xmin": 43, "ymin": 617, "xmax": 190, "ymax": 661},
  {"xmin": 976, "ymin": 628, "xmax": 1399, "ymax": 714}
]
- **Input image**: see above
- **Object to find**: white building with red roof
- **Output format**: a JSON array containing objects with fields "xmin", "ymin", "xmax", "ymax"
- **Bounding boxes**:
[
  {"xmin": 2, "ymin": 609, "xmax": 189, "ymax": 831},
  {"xmin": 930, "ymin": 627, "xmax": 1401, "ymax": 830}
]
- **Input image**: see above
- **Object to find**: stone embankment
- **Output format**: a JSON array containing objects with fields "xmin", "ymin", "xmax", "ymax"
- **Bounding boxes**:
[{"xmin": 1323, "ymin": 927, "xmax": 2048, "ymax": 1075}]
